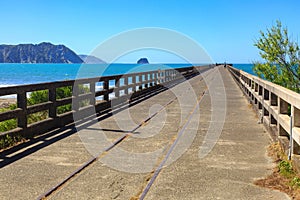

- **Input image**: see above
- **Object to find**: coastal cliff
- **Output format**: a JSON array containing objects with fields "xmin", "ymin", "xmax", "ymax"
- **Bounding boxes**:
[{"xmin": 0, "ymin": 42, "xmax": 83, "ymax": 63}]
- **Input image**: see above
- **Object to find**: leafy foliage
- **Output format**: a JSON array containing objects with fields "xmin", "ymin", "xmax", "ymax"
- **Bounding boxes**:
[
  {"xmin": 0, "ymin": 119, "xmax": 17, "ymax": 133},
  {"xmin": 0, "ymin": 134, "xmax": 23, "ymax": 149},
  {"xmin": 28, "ymin": 90, "xmax": 48, "ymax": 105},
  {"xmin": 291, "ymin": 177, "xmax": 300, "ymax": 188},
  {"xmin": 56, "ymin": 86, "xmax": 72, "ymax": 114},
  {"xmin": 56, "ymin": 86, "xmax": 72, "ymax": 100},
  {"xmin": 253, "ymin": 20, "xmax": 300, "ymax": 92},
  {"xmin": 279, "ymin": 160, "xmax": 294, "ymax": 178},
  {"xmin": 0, "ymin": 85, "xmax": 90, "ymax": 149},
  {"xmin": 0, "ymin": 104, "xmax": 18, "ymax": 133},
  {"xmin": 27, "ymin": 86, "xmax": 73, "ymax": 116}
]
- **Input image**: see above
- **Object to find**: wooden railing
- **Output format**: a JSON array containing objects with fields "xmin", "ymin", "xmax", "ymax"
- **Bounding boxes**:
[
  {"xmin": 0, "ymin": 65, "xmax": 208, "ymax": 143},
  {"xmin": 227, "ymin": 65, "xmax": 300, "ymax": 157}
]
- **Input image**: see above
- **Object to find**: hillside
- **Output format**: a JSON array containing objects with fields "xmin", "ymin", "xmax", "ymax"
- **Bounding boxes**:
[
  {"xmin": 0, "ymin": 42, "xmax": 83, "ymax": 63},
  {"xmin": 78, "ymin": 55, "xmax": 106, "ymax": 64}
]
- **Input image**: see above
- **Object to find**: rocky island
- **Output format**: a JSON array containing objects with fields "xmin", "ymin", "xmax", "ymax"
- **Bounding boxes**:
[{"xmin": 137, "ymin": 58, "xmax": 149, "ymax": 64}]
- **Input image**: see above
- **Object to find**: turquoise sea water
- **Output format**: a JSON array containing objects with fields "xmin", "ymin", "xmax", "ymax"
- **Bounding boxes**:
[
  {"xmin": 0, "ymin": 63, "xmax": 255, "ymax": 87},
  {"xmin": 232, "ymin": 64, "xmax": 255, "ymax": 75},
  {"xmin": 0, "ymin": 63, "xmax": 190, "ymax": 87}
]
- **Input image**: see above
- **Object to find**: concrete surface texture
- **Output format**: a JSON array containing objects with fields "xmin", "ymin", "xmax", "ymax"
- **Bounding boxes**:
[{"xmin": 0, "ymin": 66, "xmax": 290, "ymax": 200}]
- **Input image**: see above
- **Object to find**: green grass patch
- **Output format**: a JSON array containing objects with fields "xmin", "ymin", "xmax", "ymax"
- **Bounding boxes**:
[
  {"xmin": 291, "ymin": 177, "xmax": 300, "ymax": 188},
  {"xmin": 279, "ymin": 160, "xmax": 295, "ymax": 178},
  {"xmin": 0, "ymin": 134, "xmax": 24, "ymax": 149},
  {"xmin": 276, "ymin": 150, "xmax": 300, "ymax": 189}
]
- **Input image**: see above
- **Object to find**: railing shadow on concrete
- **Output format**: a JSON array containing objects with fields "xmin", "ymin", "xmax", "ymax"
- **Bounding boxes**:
[
  {"xmin": 0, "ymin": 65, "xmax": 211, "ymax": 167},
  {"xmin": 227, "ymin": 65, "xmax": 300, "ymax": 165}
]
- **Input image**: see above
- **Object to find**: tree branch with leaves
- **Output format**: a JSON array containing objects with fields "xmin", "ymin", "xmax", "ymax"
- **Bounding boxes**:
[{"xmin": 253, "ymin": 20, "xmax": 300, "ymax": 93}]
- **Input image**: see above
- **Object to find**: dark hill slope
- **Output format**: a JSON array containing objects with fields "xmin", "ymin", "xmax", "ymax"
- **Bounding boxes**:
[{"xmin": 0, "ymin": 42, "xmax": 83, "ymax": 63}]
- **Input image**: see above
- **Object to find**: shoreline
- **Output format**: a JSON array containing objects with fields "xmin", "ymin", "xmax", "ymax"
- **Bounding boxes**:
[{"xmin": 0, "ymin": 98, "xmax": 17, "ymax": 109}]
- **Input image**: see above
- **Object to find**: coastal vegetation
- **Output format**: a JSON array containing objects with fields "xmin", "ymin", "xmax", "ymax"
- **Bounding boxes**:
[
  {"xmin": 253, "ymin": 21, "xmax": 300, "ymax": 198},
  {"xmin": 253, "ymin": 20, "xmax": 300, "ymax": 93},
  {"xmin": 0, "ymin": 86, "xmax": 77, "ymax": 149},
  {"xmin": 255, "ymin": 143, "xmax": 300, "ymax": 198}
]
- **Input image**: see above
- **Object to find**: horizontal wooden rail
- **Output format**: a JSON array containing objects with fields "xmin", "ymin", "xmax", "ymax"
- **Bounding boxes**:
[
  {"xmin": 227, "ymin": 65, "xmax": 300, "ymax": 157},
  {"xmin": 0, "ymin": 65, "xmax": 210, "ymax": 144}
]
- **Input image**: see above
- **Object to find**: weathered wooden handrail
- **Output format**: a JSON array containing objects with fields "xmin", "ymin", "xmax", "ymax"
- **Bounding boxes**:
[
  {"xmin": 227, "ymin": 65, "xmax": 300, "ymax": 157},
  {"xmin": 0, "ymin": 65, "xmax": 208, "ymax": 143}
]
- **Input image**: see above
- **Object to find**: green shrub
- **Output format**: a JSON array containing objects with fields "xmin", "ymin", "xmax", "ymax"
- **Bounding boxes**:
[
  {"xmin": 27, "ymin": 86, "xmax": 75, "ymax": 118},
  {"xmin": 0, "ymin": 85, "xmax": 90, "ymax": 148},
  {"xmin": 291, "ymin": 177, "xmax": 300, "ymax": 188},
  {"xmin": 56, "ymin": 86, "xmax": 72, "ymax": 100},
  {"xmin": 279, "ymin": 160, "xmax": 294, "ymax": 178},
  {"xmin": 56, "ymin": 86, "xmax": 72, "ymax": 114},
  {"xmin": 28, "ymin": 90, "xmax": 48, "ymax": 105},
  {"xmin": 27, "ymin": 111, "xmax": 49, "ymax": 124},
  {"xmin": 0, "ymin": 119, "xmax": 17, "ymax": 132},
  {"xmin": 0, "ymin": 105, "xmax": 18, "ymax": 132},
  {"xmin": 0, "ymin": 86, "xmax": 77, "ymax": 133}
]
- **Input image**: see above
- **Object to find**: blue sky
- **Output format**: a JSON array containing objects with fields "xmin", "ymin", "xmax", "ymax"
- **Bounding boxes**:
[{"xmin": 0, "ymin": 0, "xmax": 299, "ymax": 63}]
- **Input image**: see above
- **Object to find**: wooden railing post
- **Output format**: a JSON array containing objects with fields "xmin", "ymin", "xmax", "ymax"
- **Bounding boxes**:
[
  {"xmin": 49, "ymin": 87, "xmax": 57, "ymax": 118},
  {"xmin": 132, "ymin": 75, "xmax": 137, "ymax": 93},
  {"xmin": 157, "ymin": 70, "xmax": 161, "ymax": 84},
  {"xmin": 149, "ymin": 73, "xmax": 153, "ymax": 87},
  {"xmin": 166, "ymin": 70, "xmax": 169, "ymax": 82},
  {"xmin": 139, "ymin": 74, "xmax": 143, "ymax": 90},
  {"xmin": 115, "ymin": 78, "xmax": 120, "ymax": 98},
  {"xmin": 145, "ymin": 73, "xmax": 148, "ymax": 88},
  {"xmin": 124, "ymin": 76, "xmax": 128, "ymax": 95},
  {"xmin": 73, "ymin": 84, "xmax": 80, "ymax": 111},
  {"xmin": 103, "ymin": 79, "xmax": 109, "ymax": 101},
  {"xmin": 161, "ymin": 70, "xmax": 165, "ymax": 83},
  {"xmin": 90, "ymin": 81, "xmax": 96, "ymax": 105},
  {"xmin": 17, "ymin": 92, "xmax": 27, "ymax": 130},
  {"xmin": 154, "ymin": 72, "xmax": 158, "ymax": 85}
]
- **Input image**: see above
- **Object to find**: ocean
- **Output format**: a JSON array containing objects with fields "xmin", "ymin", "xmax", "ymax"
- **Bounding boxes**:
[
  {"xmin": 232, "ymin": 64, "xmax": 255, "ymax": 75},
  {"xmin": 0, "ymin": 63, "xmax": 255, "ymax": 87}
]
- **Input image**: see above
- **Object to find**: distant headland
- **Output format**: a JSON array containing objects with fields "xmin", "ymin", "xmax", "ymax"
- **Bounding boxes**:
[
  {"xmin": 0, "ymin": 42, "xmax": 105, "ymax": 64},
  {"xmin": 78, "ymin": 55, "xmax": 106, "ymax": 64}
]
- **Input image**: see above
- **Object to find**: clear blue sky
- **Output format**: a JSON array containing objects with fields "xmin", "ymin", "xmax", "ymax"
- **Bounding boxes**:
[{"xmin": 0, "ymin": 0, "xmax": 299, "ymax": 63}]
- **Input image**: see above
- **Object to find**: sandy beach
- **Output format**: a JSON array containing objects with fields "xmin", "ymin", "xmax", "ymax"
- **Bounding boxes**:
[{"xmin": 0, "ymin": 98, "xmax": 17, "ymax": 109}]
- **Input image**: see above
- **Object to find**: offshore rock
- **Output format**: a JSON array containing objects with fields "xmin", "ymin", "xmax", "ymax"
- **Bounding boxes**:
[{"xmin": 137, "ymin": 58, "xmax": 149, "ymax": 64}]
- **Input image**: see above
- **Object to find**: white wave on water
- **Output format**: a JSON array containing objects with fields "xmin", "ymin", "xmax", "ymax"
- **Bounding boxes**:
[
  {"xmin": 0, "ymin": 84, "xmax": 17, "ymax": 99},
  {"xmin": 0, "ymin": 94, "xmax": 17, "ymax": 99},
  {"xmin": 0, "ymin": 84, "xmax": 16, "ymax": 88}
]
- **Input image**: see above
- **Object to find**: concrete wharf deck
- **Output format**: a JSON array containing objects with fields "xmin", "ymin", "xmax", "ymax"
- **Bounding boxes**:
[{"xmin": 0, "ymin": 66, "xmax": 290, "ymax": 199}]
